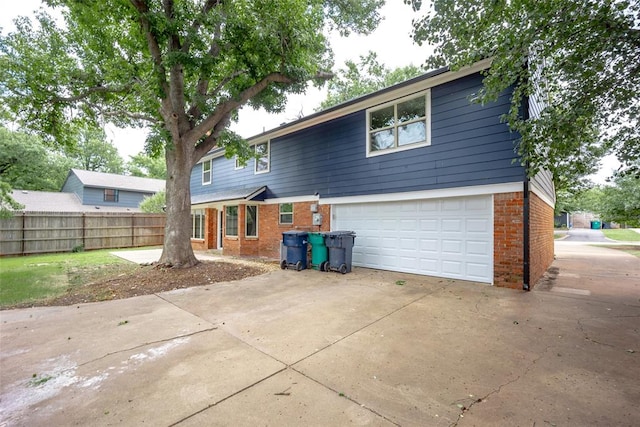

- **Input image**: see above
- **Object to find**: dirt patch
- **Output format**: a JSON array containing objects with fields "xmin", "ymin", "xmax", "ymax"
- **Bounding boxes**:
[{"xmin": 7, "ymin": 260, "xmax": 278, "ymax": 309}]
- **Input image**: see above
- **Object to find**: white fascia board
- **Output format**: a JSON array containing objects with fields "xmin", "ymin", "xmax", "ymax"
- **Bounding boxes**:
[
  {"xmin": 319, "ymin": 182, "xmax": 522, "ymax": 205},
  {"xmin": 262, "ymin": 194, "xmax": 320, "ymax": 204},
  {"xmin": 249, "ymin": 59, "xmax": 493, "ymax": 143}
]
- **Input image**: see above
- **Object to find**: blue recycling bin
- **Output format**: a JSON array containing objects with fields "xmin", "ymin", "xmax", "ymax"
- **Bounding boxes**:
[
  {"xmin": 281, "ymin": 231, "xmax": 308, "ymax": 271},
  {"xmin": 324, "ymin": 231, "xmax": 356, "ymax": 274}
]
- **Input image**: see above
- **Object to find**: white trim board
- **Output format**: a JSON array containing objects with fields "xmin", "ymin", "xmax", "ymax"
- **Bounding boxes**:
[{"xmin": 320, "ymin": 182, "xmax": 522, "ymax": 206}]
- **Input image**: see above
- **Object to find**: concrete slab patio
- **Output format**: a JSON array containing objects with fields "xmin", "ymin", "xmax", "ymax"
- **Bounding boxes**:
[{"xmin": 1, "ymin": 242, "xmax": 639, "ymax": 426}]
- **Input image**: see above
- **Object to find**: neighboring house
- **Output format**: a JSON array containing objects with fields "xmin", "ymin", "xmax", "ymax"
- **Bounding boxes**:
[
  {"xmin": 10, "ymin": 190, "xmax": 143, "ymax": 212},
  {"xmin": 61, "ymin": 169, "xmax": 165, "ymax": 209},
  {"xmin": 188, "ymin": 59, "xmax": 556, "ymax": 290}
]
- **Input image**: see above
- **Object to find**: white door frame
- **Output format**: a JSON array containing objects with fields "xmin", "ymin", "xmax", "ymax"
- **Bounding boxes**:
[{"xmin": 217, "ymin": 209, "xmax": 223, "ymax": 249}]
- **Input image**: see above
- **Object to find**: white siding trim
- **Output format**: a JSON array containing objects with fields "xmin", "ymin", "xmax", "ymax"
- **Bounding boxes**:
[
  {"xmin": 529, "ymin": 182, "xmax": 556, "ymax": 208},
  {"xmin": 320, "ymin": 182, "xmax": 522, "ymax": 205},
  {"xmin": 263, "ymin": 194, "xmax": 320, "ymax": 204}
]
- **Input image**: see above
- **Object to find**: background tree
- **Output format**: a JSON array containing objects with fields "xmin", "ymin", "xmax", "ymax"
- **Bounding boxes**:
[
  {"xmin": 408, "ymin": 0, "xmax": 640, "ymax": 180},
  {"xmin": 64, "ymin": 125, "xmax": 125, "ymax": 173},
  {"xmin": 0, "ymin": 181, "xmax": 24, "ymax": 218},
  {"xmin": 127, "ymin": 152, "xmax": 167, "ymax": 179},
  {"xmin": 0, "ymin": 126, "xmax": 75, "ymax": 191},
  {"xmin": 319, "ymin": 51, "xmax": 423, "ymax": 110},
  {"xmin": 0, "ymin": 0, "xmax": 384, "ymax": 267},
  {"xmin": 139, "ymin": 190, "xmax": 166, "ymax": 213},
  {"xmin": 599, "ymin": 174, "xmax": 640, "ymax": 226}
]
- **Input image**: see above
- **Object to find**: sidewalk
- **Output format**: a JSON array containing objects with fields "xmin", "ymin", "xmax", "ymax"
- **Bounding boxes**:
[{"xmin": 1, "ymin": 243, "xmax": 638, "ymax": 426}]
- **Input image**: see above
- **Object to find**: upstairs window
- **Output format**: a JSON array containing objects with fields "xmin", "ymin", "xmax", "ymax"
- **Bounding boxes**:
[
  {"xmin": 254, "ymin": 141, "xmax": 270, "ymax": 174},
  {"xmin": 367, "ymin": 91, "xmax": 430, "ymax": 156},
  {"xmin": 202, "ymin": 160, "xmax": 212, "ymax": 184},
  {"xmin": 104, "ymin": 188, "xmax": 119, "ymax": 202},
  {"xmin": 279, "ymin": 203, "xmax": 293, "ymax": 224}
]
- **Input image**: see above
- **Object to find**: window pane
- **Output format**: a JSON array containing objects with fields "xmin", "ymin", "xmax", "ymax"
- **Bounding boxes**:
[
  {"xmin": 225, "ymin": 206, "xmax": 238, "ymax": 236},
  {"xmin": 369, "ymin": 106, "xmax": 394, "ymax": 130},
  {"xmin": 202, "ymin": 160, "xmax": 211, "ymax": 183},
  {"xmin": 245, "ymin": 205, "xmax": 258, "ymax": 237},
  {"xmin": 279, "ymin": 203, "xmax": 293, "ymax": 224},
  {"xmin": 104, "ymin": 189, "xmax": 118, "ymax": 202},
  {"xmin": 255, "ymin": 143, "xmax": 269, "ymax": 173},
  {"xmin": 280, "ymin": 213, "xmax": 293, "ymax": 224},
  {"xmin": 397, "ymin": 96, "xmax": 425, "ymax": 123},
  {"xmin": 370, "ymin": 129, "xmax": 395, "ymax": 151},
  {"xmin": 398, "ymin": 121, "xmax": 426, "ymax": 146}
]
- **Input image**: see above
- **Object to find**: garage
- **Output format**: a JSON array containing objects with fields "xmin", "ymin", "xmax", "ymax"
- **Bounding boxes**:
[{"xmin": 332, "ymin": 195, "xmax": 493, "ymax": 283}]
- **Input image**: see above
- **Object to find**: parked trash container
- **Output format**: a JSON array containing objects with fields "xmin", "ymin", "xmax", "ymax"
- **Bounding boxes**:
[
  {"xmin": 590, "ymin": 220, "xmax": 602, "ymax": 230},
  {"xmin": 281, "ymin": 231, "xmax": 308, "ymax": 271},
  {"xmin": 308, "ymin": 232, "xmax": 328, "ymax": 271},
  {"xmin": 324, "ymin": 231, "xmax": 356, "ymax": 274}
]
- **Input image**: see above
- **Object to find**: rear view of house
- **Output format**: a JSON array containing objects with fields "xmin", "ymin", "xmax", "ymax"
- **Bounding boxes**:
[{"xmin": 188, "ymin": 60, "xmax": 555, "ymax": 290}]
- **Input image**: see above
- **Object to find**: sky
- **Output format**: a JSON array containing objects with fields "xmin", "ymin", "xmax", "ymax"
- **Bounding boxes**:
[{"xmin": 1, "ymin": 0, "xmax": 619, "ymax": 183}]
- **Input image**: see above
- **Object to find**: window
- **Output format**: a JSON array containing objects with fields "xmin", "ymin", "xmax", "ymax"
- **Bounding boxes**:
[
  {"xmin": 367, "ymin": 91, "xmax": 430, "ymax": 156},
  {"xmin": 254, "ymin": 141, "xmax": 270, "ymax": 174},
  {"xmin": 104, "ymin": 188, "xmax": 119, "ymax": 202},
  {"xmin": 225, "ymin": 206, "xmax": 238, "ymax": 236},
  {"xmin": 191, "ymin": 209, "xmax": 205, "ymax": 239},
  {"xmin": 202, "ymin": 160, "xmax": 212, "ymax": 184},
  {"xmin": 245, "ymin": 205, "xmax": 258, "ymax": 238},
  {"xmin": 279, "ymin": 203, "xmax": 293, "ymax": 224},
  {"xmin": 234, "ymin": 156, "xmax": 245, "ymax": 170}
]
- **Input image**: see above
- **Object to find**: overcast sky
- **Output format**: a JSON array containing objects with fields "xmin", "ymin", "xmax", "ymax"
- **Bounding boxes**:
[{"xmin": 1, "ymin": 0, "xmax": 618, "ymax": 182}]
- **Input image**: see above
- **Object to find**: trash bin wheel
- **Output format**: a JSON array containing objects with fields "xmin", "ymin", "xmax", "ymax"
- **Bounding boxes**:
[
  {"xmin": 280, "ymin": 260, "xmax": 287, "ymax": 270},
  {"xmin": 339, "ymin": 264, "xmax": 347, "ymax": 274},
  {"xmin": 320, "ymin": 261, "xmax": 328, "ymax": 272},
  {"xmin": 295, "ymin": 261, "xmax": 303, "ymax": 271}
]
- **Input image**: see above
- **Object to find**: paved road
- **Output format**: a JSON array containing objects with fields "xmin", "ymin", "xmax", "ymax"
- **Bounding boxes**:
[{"xmin": 563, "ymin": 228, "xmax": 608, "ymax": 242}]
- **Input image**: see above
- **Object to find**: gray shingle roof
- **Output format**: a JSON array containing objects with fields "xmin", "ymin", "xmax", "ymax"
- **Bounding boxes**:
[
  {"xmin": 69, "ymin": 169, "xmax": 165, "ymax": 193},
  {"xmin": 11, "ymin": 190, "xmax": 143, "ymax": 213},
  {"xmin": 191, "ymin": 186, "xmax": 266, "ymax": 205}
]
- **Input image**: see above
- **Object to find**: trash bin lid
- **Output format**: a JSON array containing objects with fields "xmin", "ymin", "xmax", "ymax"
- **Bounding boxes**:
[
  {"xmin": 282, "ymin": 230, "xmax": 309, "ymax": 236},
  {"xmin": 326, "ymin": 230, "xmax": 356, "ymax": 237}
]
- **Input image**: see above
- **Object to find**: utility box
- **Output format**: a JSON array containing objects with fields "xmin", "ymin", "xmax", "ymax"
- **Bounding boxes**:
[{"xmin": 312, "ymin": 213, "xmax": 323, "ymax": 226}]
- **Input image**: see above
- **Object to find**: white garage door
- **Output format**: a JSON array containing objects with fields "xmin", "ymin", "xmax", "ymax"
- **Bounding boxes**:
[{"xmin": 333, "ymin": 195, "xmax": 493, "ymax": 283}]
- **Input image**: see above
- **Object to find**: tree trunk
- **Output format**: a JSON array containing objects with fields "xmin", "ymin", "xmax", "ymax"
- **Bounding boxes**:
[{"xmin": 158, "ymin": 141, "xmax": 199, "ymax": 268}]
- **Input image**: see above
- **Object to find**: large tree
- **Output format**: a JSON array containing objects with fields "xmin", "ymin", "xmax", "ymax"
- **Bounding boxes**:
[
  {"xmin": 408, "ymin": 0, "xmax": 640, "ymax": 181},
  {"xmin": 318, "ymin": 51, "xmax": 423, "ymax": 110},
  {"xmin": 64, "ymin": 125, "xmax": 125, "ymax": 174},
  {"xmin": 0, "ymin": 0, "xmax": 383, "ymax": 267},
  {"xmin": 127, "ymin": 152, "xmax": 167, "ymax": 179}
]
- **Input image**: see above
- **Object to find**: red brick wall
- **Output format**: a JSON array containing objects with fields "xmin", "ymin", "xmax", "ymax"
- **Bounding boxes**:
[
  {"xmin": 494, "ymin": 192, "xmax": 524, "ymax": 288},
  {"xmin": 528, "ymin": 193, "xmax": 554, "ymax": 287},
  {"xmin": 191, "ymin": 208, "xmax": 217, "ymax": 251}
]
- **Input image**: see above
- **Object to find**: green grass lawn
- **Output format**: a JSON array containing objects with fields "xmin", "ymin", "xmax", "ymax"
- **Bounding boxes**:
[
  {"xmin": 602, "ymin": 229, "xmax": 640, "ymax": 242},
  {"xmin": 0, "ymin": 250, "xmax": 139, "ymax": 308}
]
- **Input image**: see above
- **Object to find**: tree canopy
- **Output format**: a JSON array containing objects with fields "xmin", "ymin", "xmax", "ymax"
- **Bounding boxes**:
[
  {"xmin": 0, "ymin": 0, "xmax": 384, "ymax": 267},
  {"xmin": 318, "ymin": 51, "xmax": 423, "ymax": 110},
  {"xmin": 63, "ymin": 125, "xmax": 125, "ymax": 174},
  {"xmin": 127, "ymin": 152, "xmax": 167, "ymax": 179},
  {"xmin": 408, "ymin": 0, "xmax": 640, "ymax": 180}
]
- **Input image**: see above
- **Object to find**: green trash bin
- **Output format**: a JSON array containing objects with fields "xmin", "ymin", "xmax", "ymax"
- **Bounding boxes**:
[
  {"xmin": 308, "ymin": 232, "xmax": 328, "ymax": 271},
  {"xmin": 590, "ymin": 220, "xmax": 602, "ymax": 230}
]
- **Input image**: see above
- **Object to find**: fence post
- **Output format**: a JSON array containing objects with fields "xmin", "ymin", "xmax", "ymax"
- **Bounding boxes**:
[
  {"xmin": 21, "ymin": 212, "xmax": 26, "ymax": 256},
  {"xmin": 82, "ymin": 213, "xmax": 86, "ymax": 249},
  {"xmin": 131, "ymin": 214, "xmax": 135, "ymax": 247}
]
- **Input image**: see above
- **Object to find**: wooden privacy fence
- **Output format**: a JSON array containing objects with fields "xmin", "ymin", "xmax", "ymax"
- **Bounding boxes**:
[{"xmin": 0, "ymin": 212, "xmax": 166, "ymax": 256}]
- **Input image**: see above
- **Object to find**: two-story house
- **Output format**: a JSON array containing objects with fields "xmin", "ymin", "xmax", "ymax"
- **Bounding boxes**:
[
  {"xmin": 188, "ymin": 59, "xmax": 555, "ymax": 290},
  {"xmin": 61, "ymin": 169, "xmax": 165, "ymax": 209}
]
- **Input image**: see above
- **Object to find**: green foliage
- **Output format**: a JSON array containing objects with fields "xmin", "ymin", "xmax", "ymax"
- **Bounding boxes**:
[
  {"xmin": 602, "ymin": 229, "xmax": 640, "ymax": 242},
  {"xmin": 63, "ymin": 125, "xmax": 125, "ymax": 173},
  {"xmin": 409, "ymin": 0, "xmax": 640, "ymax": 178},
  {"xmin": 0, "ymin": 126, "xmax": 75, "ymax": 191},
  {"xmin": 599, "ymin": 174, "xmax": 640, "ymax": 226},
  {"xmin": 319, "ymin": 51, "xmax": 424, "ymax": 110},
  {"xmin": 139, "ymin": 190, "xmax": 166, "ymax": 213},
  {"xmin": 0, "ymin": 181, "xmax": 24, "ymax": 218},
  {"xmin": 0, "ymin": 0, "xmax": 384, "ymax": 266},
  {"xmin": 127, "ymin": 152, "xmax": 167, "ymax": 179}
]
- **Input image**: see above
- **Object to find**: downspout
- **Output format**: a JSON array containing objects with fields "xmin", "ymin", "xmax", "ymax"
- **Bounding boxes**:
[{"xmin": 523, "ymin": 180, "xmax": 530, "ymax": 291}]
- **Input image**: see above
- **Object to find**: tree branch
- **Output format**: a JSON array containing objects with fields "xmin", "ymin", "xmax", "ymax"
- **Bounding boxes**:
[
  {"xmin": 181, "ymin": 0, "xmax": 220, "ymax": 54},
  {"xmin": 53, "ymin": 81, "xmax": 137, "ymax": 103}
]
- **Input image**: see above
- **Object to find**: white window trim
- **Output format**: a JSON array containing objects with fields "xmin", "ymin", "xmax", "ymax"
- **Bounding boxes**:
[
  {"xmin": 254, "ymin": 141, "xmax": 270, "ymax": 174},
  {"xmin": 365, "ymin": 89, "xmax": 431, "ymax": 158},
  {"xmin": 225, "ymin": 205, "xmax": 238, "ymax": 237},
  {"xmin": 202, "ymin": 160, "xmax": 212, "ymax": 185},
  {"xmin": 191, "ymin": 209, "xmax": 205, "ymax": 240},
  {"xmin": 234, "ymin": 156, "xmax": 246, "ymax": 170},
  {"xmin": 245, "ymin": 205, "xmax": 259, "ymax": 238},
  {"xmin": 279, "ymin": 203, "xmax": 294, "ymax": 225}
]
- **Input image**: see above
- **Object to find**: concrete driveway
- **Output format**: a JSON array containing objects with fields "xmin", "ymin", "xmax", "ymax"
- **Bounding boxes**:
[{"xmin": 1, "ymin": 243, "xmax": 639, "ymax": 426}]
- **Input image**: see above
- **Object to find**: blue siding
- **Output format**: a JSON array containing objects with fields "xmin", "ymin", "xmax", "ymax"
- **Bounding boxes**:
[
  {"xmin": 191, "ymin": 72, "xmax": 525, "ymax": 200},
  {"xmin": 83, "ymin": 187, "xmax": 151, "ymax": 208},
  {"xmin": 61, "ymin": 174, "xmax": 84, "ymax": 200}
]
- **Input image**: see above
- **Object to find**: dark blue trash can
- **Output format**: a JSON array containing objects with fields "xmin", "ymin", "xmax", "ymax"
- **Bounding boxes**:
[
  {"xmin": 324, "ymin": 231, "xmax": 356, "ymax": 274},
  {"xmin": 281, "ymin": 231, "xmax": 308, "ymax": 271}
]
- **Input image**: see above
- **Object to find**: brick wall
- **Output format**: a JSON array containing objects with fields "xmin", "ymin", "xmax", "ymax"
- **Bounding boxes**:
[
  {"xmin": 528, "ymin": 193, "xmax": 554, "ymax": 287},
  {"xmin": 191, "ymin": 208, "xmax": 217, "ymax": 251},
  {"xmin": 493, "ymin": 192, "xmax": 524, "ymax": 288}
]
